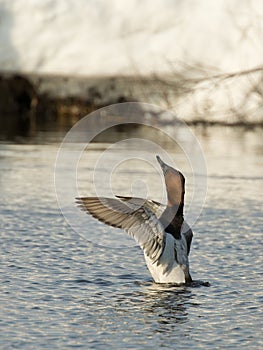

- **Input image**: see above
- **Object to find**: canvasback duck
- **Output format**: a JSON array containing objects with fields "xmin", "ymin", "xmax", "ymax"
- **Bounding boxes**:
[{"xmin": 76, "ymin": 155, "xmax": 193, "ymax": 284}]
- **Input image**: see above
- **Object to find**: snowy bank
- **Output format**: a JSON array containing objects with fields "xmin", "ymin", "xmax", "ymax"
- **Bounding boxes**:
[{"xmin": 0, "ymin": 0, "xmax": 263, "ymax": 124}]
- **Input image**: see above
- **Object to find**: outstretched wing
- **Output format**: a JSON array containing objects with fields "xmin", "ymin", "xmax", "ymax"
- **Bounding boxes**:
[{"xmin": 76, "ymin": 196, "xmax": 165, "ymax": 263}]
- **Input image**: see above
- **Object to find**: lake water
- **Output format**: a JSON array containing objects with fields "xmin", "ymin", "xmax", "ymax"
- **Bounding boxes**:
[{"xmin": 0, "ymin": 126, "xmax": 262, "ymax": 349}]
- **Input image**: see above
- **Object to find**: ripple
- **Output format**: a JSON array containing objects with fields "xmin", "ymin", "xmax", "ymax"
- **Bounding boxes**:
[{"xmin": 1, "ymin": 136, "xmax": 263, "ymax": 349}]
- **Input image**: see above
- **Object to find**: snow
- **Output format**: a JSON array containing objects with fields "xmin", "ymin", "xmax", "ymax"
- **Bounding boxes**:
[
  {"xmin": 0, "ymin": 0, "xmax": 263, "ymax": 76},
  {"xmin": 0, "ymin": 0, "xmax": 262, "ymax": 123}
]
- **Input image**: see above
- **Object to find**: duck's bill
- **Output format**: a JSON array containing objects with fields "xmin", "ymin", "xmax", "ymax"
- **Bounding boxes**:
[{"xmin": 156, "ymin": 155, "xmax": 172, "ymax": 174}]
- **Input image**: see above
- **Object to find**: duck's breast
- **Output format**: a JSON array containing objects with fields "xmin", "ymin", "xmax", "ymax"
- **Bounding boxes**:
[{"xmin": 144, "ymin": 233, "xmax": 186, "ymax": 284}]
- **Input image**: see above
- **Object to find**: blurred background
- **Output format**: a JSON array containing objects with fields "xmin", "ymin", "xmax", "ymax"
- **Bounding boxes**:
[
  {"xmin": 1, "ymin": 2, "xmax": 263, "ymax": 349},
  {"xmin": 0, "ymin": 0, "xmax": 263, "ymax": 139}
]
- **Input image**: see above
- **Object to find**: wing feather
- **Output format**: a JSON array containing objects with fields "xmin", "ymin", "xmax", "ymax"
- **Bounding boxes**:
[
  {"xmin": 76, "ymin": 196, "xmax": 165, "ymax": 262},
  {"xmin": 116, "ymin": 196, "xmax": 165, "ymax": 218},
  {"xmin": 181, "ymin": 221, "xmax": 193, "ymax": 255}
]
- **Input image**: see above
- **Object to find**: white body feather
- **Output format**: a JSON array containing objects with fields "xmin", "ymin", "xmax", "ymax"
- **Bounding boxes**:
[{"xmin": 144, "ymin": 233, "xmax": 189, "ymax": 284}]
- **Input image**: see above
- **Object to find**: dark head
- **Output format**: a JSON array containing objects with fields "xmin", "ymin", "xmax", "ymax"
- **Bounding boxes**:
[{"xmin": 156, "ymin": 155, "xmax": 185, "ymax": 209}]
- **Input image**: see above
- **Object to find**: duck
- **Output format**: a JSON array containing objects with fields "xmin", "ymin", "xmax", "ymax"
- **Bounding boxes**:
[{"xmin": 76, "ymin": 155, "xmax": 193, "ymax": 284}]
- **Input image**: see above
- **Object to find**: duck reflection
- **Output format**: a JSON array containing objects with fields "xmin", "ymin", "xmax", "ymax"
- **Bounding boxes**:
[{"xmin": 138, "ymin": 283, "xmax": 192, "ymax": 328}]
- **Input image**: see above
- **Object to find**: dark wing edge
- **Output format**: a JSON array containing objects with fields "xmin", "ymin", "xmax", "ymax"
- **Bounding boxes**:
[{"xmin": 182, "ymin": 227, "xmax": 193, "ymax": 255}]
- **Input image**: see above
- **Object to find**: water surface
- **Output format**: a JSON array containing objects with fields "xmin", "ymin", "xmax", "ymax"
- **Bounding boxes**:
[{"xmin": 0, "ymin": 127, "xmax": 262, "ymax": 349}]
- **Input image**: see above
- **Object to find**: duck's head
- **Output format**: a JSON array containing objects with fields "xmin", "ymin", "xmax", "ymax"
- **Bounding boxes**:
[{"xmin": 156, "ymin": 155, "xmax": 185, "ymax": 209}]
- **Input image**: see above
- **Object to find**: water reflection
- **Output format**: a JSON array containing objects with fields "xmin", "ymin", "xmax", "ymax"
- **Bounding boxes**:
[{"xmin": 139, "ymin": 284, "xmax": 191, "ymax": 327}]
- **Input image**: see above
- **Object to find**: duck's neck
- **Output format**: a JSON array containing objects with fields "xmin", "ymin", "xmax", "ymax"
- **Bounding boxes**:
[
  {"xmin": 176, "ymin": 202, "xmax": 184, "ymax": 217},
  {"xmin": 159, "ymin": 204, "xmax": 184, "ymax": 240}
]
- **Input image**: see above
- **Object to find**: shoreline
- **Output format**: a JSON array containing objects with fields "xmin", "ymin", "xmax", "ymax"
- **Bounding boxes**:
[{"xmin": 0, "ymin": 71, "xmax": 262, "ymax": 140}]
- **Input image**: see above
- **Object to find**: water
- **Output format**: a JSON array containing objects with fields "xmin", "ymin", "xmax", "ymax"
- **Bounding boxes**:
[{"xmin": 0, "ymin": 126, "xmax": 262, "ymax": 349}]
